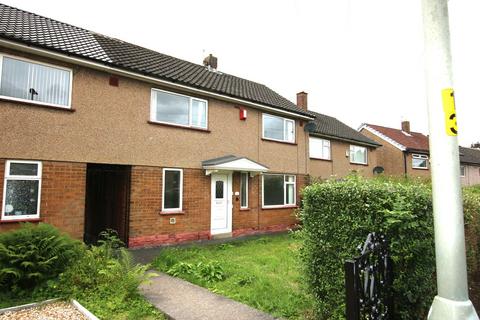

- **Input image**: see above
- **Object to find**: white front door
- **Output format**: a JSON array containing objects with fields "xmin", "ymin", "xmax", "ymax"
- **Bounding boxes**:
[{"xmin": 210, "ymin": 173, "xmax": 232, "ymax": 235}]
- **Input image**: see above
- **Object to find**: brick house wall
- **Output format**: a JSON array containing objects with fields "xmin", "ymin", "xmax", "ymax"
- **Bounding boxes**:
[{"xmin": 0, "ymin": 159, "xmax": 86, "ymax": 239}]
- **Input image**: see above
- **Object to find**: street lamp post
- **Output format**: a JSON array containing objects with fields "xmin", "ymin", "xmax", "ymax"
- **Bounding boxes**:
[{"xmin": 421, "ymin": 0, "xmax": 479, "ymax": 319}]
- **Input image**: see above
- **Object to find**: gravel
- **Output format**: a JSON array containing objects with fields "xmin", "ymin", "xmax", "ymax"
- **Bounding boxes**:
[{"xmin": 0, "ymin": 301, "xmax": 88, "ymax": 320}]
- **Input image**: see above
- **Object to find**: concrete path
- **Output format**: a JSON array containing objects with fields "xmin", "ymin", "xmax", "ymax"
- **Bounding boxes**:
[{"xmin": 140, "ymin": 272, "xmax": 277, "ymax": 320}]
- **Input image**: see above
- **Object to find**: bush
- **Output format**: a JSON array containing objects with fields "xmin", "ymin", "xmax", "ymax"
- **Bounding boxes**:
[
  {"xmin": 0, "ymin": 223, "xmax": 82, "ymax": 293},
  {"xmin": 57, "ymin": 230, "xmax": 160, "ymax": 319},
  {"xmin": 299, "ymin": 177, "xmax": 436, "ymax": 319},
  {"xmin": 464, "ymin": 186, "xmax": 480, "ymax": 310}
]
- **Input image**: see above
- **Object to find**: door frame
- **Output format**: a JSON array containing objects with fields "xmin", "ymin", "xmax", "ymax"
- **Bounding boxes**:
[
  {"xmin": 210, "ymin": 171, "xmax": 233, "ymax": 235},
  {"xmin": 84, "ymin": 164, "xmax": 131, "ymax": 246}
]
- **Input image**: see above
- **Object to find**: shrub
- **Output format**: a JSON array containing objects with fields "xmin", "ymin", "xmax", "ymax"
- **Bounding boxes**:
[
  {"xmin": 167, "ymin": 260, "xmax": 226, "ymax": 283},
  {"xmin": 464, "ymin": 186, "xmax": 480, "ymax": 310},
  {"xmin": 299, "ymin": 177, "xmax": 436, "ymax": 319},
  {"xmin": 0, "ymin": 223, "xmax": 82, "ymax": 292},
  {"xmin": 57, "ymin": 230, "xmax": 160, "ymax": 319}
]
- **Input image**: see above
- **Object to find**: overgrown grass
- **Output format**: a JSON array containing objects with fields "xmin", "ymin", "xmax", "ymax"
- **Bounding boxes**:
[{"xmin": 152, "ymin": 233, "xmax": 315, "ymax": 319}]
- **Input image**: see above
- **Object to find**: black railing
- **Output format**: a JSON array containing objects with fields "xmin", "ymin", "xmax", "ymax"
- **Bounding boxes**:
[{"xmin": 345, "ymin": 232, "xmax": 394, "ymax": 320}]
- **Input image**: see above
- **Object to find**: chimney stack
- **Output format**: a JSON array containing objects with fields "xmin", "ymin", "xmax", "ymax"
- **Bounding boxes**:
[
  {"xmin": 297, "ymin": 91, "xmax": 308, "ymax": 110},
  {"xmin": 203, "ymin": 54, "xmax": 218, "ymax": 70},
  {"xmin": 401, "ymin": 120, "xmax": 410, "ymax": 133}
]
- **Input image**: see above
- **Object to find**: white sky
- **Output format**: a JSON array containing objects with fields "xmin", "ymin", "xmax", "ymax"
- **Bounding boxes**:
[{"xmin": 3, "ymin": 0, "xmax": 479, "ymax": 146}]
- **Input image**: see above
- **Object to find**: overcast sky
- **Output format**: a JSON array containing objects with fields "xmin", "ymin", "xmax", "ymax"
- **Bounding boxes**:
[{"xmin": 4, "ymin": 0, "xmax": 478, "ymax": 146}]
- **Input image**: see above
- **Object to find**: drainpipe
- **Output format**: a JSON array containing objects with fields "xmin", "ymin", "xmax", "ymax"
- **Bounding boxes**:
[
  {"xmin": 403, "ymin": 151, "xmax": 408, "ymax": 177},
  {"xmin": 421, "ymin": 0, "xmax": 479, "ymax": 319}
]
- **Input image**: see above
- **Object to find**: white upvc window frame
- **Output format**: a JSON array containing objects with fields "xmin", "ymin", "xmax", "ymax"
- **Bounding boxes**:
[
  {"xmin": 309, "ymin": 137, "xmax": 331, "ymax": 160},
  {"xmin": 240, "ymin": 172, "xmax": 249, "ymax": 209},
  {"xmin": 262, "ymin": 113, "xmax": 295, "ymax": 143},
  {"xmin": 261, "ymin": 174, "xmax": 296, "ymax": 209},
  {"xmin": 150, "ymin": 88, "xmax": 208, "ymax": 129},
  {"xmin": 412, "ymin": 154, "xmax": 429, "ymax": 170},
  {"xmin": 0, "ymin": 53, "xmax": 73, "ymax": 109},
  {"xmin": 2, "ymin": 160, "xmax": 42, "ymax": 221},
  {"xmin": 162, "ymin": 168, "xmax": 183, "ymax": 212},
  {"xmin": 460, "ymin": 165, "xmax": 466, "ymax": 177},
  {"xmin": 349, "ymin": 145, "xmax": 368, "ymax": 165}
]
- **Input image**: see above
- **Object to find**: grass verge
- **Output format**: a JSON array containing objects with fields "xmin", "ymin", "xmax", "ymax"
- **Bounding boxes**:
[{"xmin": 151, "ymin": 233, "xmax": 314, "ymax": 320}]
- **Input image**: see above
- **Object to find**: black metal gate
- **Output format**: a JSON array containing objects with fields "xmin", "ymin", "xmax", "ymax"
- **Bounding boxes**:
[{"xmin": 345, "ymin": 233, "xmax": 394, "ymax": 320}]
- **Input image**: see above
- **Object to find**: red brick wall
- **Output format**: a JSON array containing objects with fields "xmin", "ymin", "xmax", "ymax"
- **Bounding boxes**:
[
  {"xmin": 129, "ymin": 167, "xmax": 305, "ymax": 247},
  {"xmin": 0, "ymin": 159, "xmax": 86, "ymax": 239}
]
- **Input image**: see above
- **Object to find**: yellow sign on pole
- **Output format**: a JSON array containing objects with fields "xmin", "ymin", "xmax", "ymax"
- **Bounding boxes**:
[{"xmin": 441, "ymin": 88, "xmax": 457, "ymax": 136}]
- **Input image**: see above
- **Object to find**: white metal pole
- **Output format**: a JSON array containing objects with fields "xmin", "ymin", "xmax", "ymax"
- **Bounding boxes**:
[{"xmin": 421, "ymin": 0, "xmax": 479, "ymax": 319}]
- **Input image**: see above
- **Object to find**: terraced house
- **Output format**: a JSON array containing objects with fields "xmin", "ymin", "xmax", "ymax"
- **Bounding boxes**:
[
  {"xmin": 0, "ymin": 3, "xmax": 386, "ymax": 247},
  {"xmin": 0, "ymin": 4, "xmax": 318, "ymax": 247}
]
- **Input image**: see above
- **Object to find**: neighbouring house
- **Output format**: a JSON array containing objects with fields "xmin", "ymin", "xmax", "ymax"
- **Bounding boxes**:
[
  {"xmin": 459, "ymin": 146, "xmax": 480, "ymax": 186},
  {"xmin": 359, "ymin": 121, "xmax": 431, "ymax": 178},
  {"xmin": 295, "ymin": 92, "xmax": 381, "ymax": 180},
  {"xmin": 0, "ymin": 4, "xmax": 316, "ymax": 247}
]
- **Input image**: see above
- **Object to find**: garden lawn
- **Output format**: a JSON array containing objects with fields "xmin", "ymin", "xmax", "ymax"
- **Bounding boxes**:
[{"xmin": 151, "ymin": 233, "xmax": 315, "ymax": 320}]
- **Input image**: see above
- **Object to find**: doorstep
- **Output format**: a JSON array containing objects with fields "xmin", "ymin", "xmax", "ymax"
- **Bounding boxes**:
[{"xmin": 211, "ymin": 232, "xmax": 233, "ymax": 240}]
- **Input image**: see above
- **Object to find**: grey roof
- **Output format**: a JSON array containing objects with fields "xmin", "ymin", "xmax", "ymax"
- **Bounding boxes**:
[
  {"xmin": 0, "ymin": 3, "xmax": 312, "ymax": 118},
  {"xmin": 309, "ymin": 111, "xmax": 381, "ymax": 147},
  {"xmin": 202, "ymin": 155, "xmax": 268, "ymax": 168},
  {"xmin": 459, "ymin": 147, "xmax": 480, "ymax": 165}
]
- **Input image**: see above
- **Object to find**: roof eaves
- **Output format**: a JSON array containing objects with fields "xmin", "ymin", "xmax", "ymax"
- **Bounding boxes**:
[
  {"xmin": 360, "ymin": 125, "xmax": 406, "ymax": 151},
  {"xmin": 310, "ymin": 132, "xmax": 382, "ymax": 148}
]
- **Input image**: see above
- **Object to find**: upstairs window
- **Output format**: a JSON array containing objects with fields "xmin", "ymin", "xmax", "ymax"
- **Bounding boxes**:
[
  {"xmin": 309, "ymin": 137, "xmax": 331, "ymax": 160},
  {"xmin": 412, "ymin": 154, "xmax": 428, "ymax": 169},
  {"xmin": 262, "ymin": 114, "xmax": 295, "ymax": 143},
  {"xmin": 349, "ymin": 145, "xmax": 367, "ymax": 164},
  {"xmin": 2, "ymin": 160, "xmax": 42, "ymax": 221},
  {"xmin": 0, "ymin": 54, "xmax": 72, "ymax": 108},
  {"xmin": 151, "ymin": 89, "xmax": 208, "ymax": 129}
]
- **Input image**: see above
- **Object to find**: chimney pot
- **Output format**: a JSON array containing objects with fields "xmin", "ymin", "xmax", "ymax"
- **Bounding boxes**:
[
  {"xmin": 203, "ymin": 54, "xmax": 218, "ymax": 70},
  {"xmin": 297, "ymin": 91, "xmax": 308, "ymax": 110},
  {"xmin": 401, "ymin": 120, "xmax": 410, "ymax": 133}
]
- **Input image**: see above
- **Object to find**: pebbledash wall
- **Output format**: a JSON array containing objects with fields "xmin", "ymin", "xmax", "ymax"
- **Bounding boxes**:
[{"xmin": 0, "ymin": 47, "xmax": 309, "ymax": 247}]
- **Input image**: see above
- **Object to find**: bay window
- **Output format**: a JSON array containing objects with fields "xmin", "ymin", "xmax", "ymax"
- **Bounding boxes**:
[
  {"xmin": 262, "ymin": 174, "xmax": 296, "ymax": 207},
  {"xmin": 262, "ymin": 114, "xmax": 295, "ymax": 143},
  {"xmin": 151, "ymin": 89, "xmax": 208, "ymax": 129},
  {"xmin": 0, "ymin": 54, "xmax": 72, "ymax": 108},
  {"xmin": 2, "ymin": 160, "xmax": 42, "ymax": 220}
]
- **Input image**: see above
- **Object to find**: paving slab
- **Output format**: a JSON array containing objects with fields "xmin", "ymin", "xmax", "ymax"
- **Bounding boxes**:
[{"xmin": 140, "ymin": 272, "xmax": 277, "ymax": 320}]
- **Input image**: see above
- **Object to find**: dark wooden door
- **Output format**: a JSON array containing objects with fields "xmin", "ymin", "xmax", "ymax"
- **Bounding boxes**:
[{"xmin": 84, "ymin": 164, "xmax": 131, "ymax": 246}]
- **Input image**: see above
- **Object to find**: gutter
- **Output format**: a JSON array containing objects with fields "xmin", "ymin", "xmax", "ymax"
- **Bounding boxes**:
[
  {"xmin": 310, "ymin": 132, "xmax": 381, "ymax": 148},
  {"xmin": 0, "ymin": 38, "xmax": 314, "ymax": 121}
]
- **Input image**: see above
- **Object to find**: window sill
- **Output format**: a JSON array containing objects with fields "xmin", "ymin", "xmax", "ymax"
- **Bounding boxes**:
[
  {"xmin": 350, "ymin": 162, "xmax": 368, "ymax": 166},
  {"xmin": 310, "ymin": 157, "xmax": 332, "ymax": 162},
  {"xmin": 148, "ymin": 121, "xmax": 210, "ymax": 133},
  {"xmin": 0, "ymin": 218, "xmax": 42, "ymax": 224},
  {"xmin": 412, "ymin": 167, "xmax": 429, "ymax": 170},
  {"xmin": 159, "ymin": 210, "xmax": 186, "ymax": 215},
  {"xmin": 240, "ymin": 208, "xmax": 251, "ymax": 211},
  {"xmin": 261, "ymin": 138, "xmax": 297, "ymax": 145},
  {"xmin": 0, "ymin": 96, "xmax": 75, "ymax": 112},
  {"xmin": 262, "ymin": 205, "xmax": 298, "ymax": 210}
]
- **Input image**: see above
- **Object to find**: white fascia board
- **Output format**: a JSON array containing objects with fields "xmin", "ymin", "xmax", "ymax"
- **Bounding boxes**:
[
  {"xmin": 0, "ymin": 39, "xmax": 314, "ymax": 121},
  {"xmin": 359, "ymin": 125, "xmax": 406, "ymax": 151},
  {"xmin": 203, "ymin": 158, "xmax": 269, "ymax": 172}
]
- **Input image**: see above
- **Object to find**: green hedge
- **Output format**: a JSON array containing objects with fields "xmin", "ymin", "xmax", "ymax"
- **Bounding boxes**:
[
  {"xmin": 299, "ymin": 178, "xmax": 436, "ymax": 319},
  {"xmin": 299, "ymin": 178, "xmax": 480, "ymax": 319}
]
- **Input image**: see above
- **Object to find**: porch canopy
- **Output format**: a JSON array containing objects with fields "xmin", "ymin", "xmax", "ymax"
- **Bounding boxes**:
[{"xmin": 202, "ymin": 155, "xmax": 269, "ymax": 176}]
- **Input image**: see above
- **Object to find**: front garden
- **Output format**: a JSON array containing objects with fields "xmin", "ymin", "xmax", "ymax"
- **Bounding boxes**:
[{"xmin": 0, "ymin": 225, "xmax": 165, "ymax": 320}]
